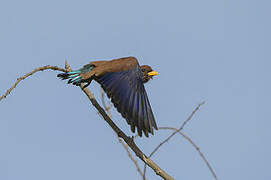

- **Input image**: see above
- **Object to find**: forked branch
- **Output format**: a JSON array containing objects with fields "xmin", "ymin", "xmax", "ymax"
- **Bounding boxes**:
[
  {"xmin": 143, "ymin": 102, "xmax": 205, "ymax": 179},
  {"xmin": 159, "ymin": 127, "xmax": 218, "ymax": 180}
]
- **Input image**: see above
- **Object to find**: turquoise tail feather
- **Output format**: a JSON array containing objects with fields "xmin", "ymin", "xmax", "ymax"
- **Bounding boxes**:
[{"xmin": 57, "ymin": 64, "xmax": 94, "ymax": 86}]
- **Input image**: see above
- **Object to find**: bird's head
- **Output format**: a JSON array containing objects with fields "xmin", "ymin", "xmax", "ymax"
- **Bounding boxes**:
[{"xmin": 140, "ymin": 65, "xmax": 158, "ymax": 83}]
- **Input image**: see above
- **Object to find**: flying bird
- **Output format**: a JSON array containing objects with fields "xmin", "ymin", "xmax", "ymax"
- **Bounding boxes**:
[{"xmin": 57, "ymin": 57, "xmax": 158, "ymax": 137}]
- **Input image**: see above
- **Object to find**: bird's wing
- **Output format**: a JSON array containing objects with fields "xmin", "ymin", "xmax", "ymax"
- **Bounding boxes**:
[{"xmin": 95, "ymin": 63, "xmax": 158, "ymax": 137}]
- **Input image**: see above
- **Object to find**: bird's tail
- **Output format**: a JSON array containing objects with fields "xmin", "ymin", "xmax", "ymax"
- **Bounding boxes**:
[{"xmin": 57, "ymin": 64, "xmax": 94, "ymax": 86}]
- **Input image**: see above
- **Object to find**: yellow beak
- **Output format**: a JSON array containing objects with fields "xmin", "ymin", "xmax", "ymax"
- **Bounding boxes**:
[{"xmin": 148, "ymin": 71, "xmax": 158, "ymax": 76}]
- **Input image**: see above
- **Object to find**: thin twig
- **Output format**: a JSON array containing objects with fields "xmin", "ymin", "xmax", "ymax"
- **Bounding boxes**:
[
  {"xmin": 118, "ymin": 137, "xmax": 145, "ymax": 178},
  {"xmin": 151, "ymin": 102, "xmax": 205, "ymax": 157},
  {"xmin": 144, "ymin": 102, "xmax": 205, "ymax": 179},
  {"xmin": 0, "ymin": 65, "xmax": 67, "ymax": 102},
  {"xmin": 100, "ymin": 89, "xmax": 145, "ymax": 179},
  {"xmin": 159, "ymin": 127, "xmax": 218, "ymax": 180}
]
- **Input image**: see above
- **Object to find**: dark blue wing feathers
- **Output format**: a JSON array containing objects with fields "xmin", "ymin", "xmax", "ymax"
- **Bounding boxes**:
[
  {"xmin": 96, "ymin": 65, "xmax": 157, "ymax": 137},
  {"xmin": 141, "ymin": 91, "xmax": 150, "ymax": 136},
  {"xmin": 110, "ymin": 72, "xmax": 129, "ymax": 101},
  {"xmin": 145, "ymin": 90, "xmax": 158, "ymax": 131},
  {"xmin": 128, "ymin": 91, "xmax": 136, "ymax": 132},
  {"xmin": 137, "ymin": 91, "xmax": 143, "ymax": 137}
]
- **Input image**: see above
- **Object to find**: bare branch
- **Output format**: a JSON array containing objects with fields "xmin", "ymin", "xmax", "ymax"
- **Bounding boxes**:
[
  {"xmin": 144, "ymin": 102, "xmax": 205, "ymax": 179},
  {"xmin": 0, "ymin": 65, "xmax": 67, "ymax": 102},
  {"xmin": 151, "ymin": 102, "xmax": 205, "ymax": 158},
  {"xmin": 159, "ymin": 127, "xmax": 218, "ymax": 180}
]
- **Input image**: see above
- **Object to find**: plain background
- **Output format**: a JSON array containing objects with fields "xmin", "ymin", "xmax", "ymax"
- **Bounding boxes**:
[{"xmin": 1, "ymin": 0, "xmax": 270, "ymax": 179}]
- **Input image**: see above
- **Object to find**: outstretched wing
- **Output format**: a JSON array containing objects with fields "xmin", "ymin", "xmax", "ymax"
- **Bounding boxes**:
[{"xmin": 95, "ymin": 64, "xmax": 158, "ymax": 137}]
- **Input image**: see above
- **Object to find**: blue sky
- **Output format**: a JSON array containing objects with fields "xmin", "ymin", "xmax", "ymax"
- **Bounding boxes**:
[{"xmin": 1, "ymin": 0, "xmax": 270, "ymax": 179}]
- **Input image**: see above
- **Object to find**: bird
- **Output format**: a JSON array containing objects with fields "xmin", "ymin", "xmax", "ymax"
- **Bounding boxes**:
[{"xmin": 57, "ymin": 56, "xmax": 158, "ymax": 137}]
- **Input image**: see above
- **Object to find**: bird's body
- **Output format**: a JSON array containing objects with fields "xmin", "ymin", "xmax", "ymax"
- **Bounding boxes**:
[{"xmin": 58, "ymin": 57, "xmax": 158, "ymax": 137}]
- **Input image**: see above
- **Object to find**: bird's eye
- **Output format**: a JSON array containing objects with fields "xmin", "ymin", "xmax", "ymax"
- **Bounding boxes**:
[{"xmin": 142, "ymin": 69, "xmax": 146, "ymax": 72}]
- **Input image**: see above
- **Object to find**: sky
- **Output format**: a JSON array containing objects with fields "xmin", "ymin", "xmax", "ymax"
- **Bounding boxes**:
[{"xmin": 0, "ymin": 0, "xmax": 270, "ymax": 179}]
